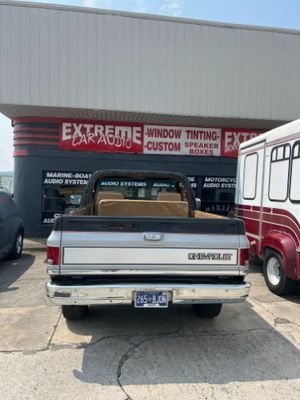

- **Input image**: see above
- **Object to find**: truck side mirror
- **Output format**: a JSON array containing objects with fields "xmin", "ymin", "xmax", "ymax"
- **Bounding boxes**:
[
  {"xmin": 69, "ymin": 194, "xmax": 82, "ymax": 206},
  {"xmin": 195, "ymin": 198, "xmax": 201, "ymax": 210}
]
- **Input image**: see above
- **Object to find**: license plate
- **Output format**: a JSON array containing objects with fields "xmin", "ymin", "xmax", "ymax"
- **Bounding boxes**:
[{"xmin": 134, "ymin": 291, "xmax": 168, "ymax": 308}]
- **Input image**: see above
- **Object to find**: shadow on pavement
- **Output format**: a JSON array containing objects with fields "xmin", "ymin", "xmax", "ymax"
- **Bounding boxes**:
[
  {"xmin": 0, "ymin": 253, "xmax": 36, "ymax": 293},
  {"xmin": 66, "ymin": 301, "xmax": 300, "ymax": 386}
]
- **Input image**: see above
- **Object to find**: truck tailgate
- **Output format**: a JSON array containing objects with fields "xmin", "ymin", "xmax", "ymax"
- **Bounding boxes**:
[{"xmin": 48, "ymin": 216, "xmax": 247, "ymax": 276}]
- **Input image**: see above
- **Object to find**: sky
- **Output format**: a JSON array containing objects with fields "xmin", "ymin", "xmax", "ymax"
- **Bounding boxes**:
[{"xmin": 1, "ymin": 0, "xmax": 300, "ymax": 171}]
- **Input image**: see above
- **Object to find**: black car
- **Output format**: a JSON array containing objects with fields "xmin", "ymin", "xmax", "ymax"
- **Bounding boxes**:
[{"xmin": 0, "ymin": 187, "xmax": 24, "ymax": 260}]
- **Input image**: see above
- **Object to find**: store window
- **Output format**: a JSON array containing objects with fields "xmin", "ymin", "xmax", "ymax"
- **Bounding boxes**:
[
  {"xmin": 187, "ymin": 176, "xmax": 198, "ymax": 197},
  {"xmin": 42, "ymin": 171, "xmax": 92, "ymax": 224},
  {"xmin": 269, "ymin": 144, "xmax": 290, "ymax": 202},
  {"xmin": 290, "ymin": 141, "xmax": 300, "ymax": 202},
  {"xmin": 200, "ymin": 176, "xmax": 236, "ymax": 215},
  {"xmin": 243, "ymin": 153, "xmax": 258, "ymax": 200}
]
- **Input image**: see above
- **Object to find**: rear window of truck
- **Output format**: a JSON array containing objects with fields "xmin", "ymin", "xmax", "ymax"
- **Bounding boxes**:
[{"xmin": 98, "ymin": 178, "xmax": 183, "ymax": 200}]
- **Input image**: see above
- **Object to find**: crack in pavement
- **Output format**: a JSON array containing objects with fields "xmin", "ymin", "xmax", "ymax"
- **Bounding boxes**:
[
  {"xmin": 43, "ymin": 327, "xmax": 273, "ymax": 350},
  {"xmin": 116, "ymin": 308, "xmax": 184, "ymax": 400},
  {"xmin": 0, "ymin": 328, "xmax": 275, "ymax": 354},
  {"xmin": 1, "ymin": 305, "xmax": 295, "ymax": 399},
  {"xmin": 46, "ymin": 312, "xmax": 62, "ymax": 350},
  {"xmin": 114, "ymin": 327, "xmax": 299, "ymax": 400},
  {"xmin": 0, "ymin": 308, "xmax": 61, "ymax": 354},
  {"xmin": 117, "ymin": 337, "xmax": 157, "ymax": 400},
  {"xmin": 0, "ymin": 327, "xmax": 274, "ymax": 354}
]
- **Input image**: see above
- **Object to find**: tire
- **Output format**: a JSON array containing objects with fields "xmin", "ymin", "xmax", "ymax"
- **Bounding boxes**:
[
  {"xmin": 263, "ymin": 250, "xmax": 296, "ymax": 295},
  {"xmin": 9, "ymin": 230, "xmax": 24, "ymax": 260},
  {"xmin": 192, "ymin": 303, "xmax": 222, "ymax": 318},
  {"xmin": 62, "ymin": 305, "xmax": 88, "ymax": 320}
]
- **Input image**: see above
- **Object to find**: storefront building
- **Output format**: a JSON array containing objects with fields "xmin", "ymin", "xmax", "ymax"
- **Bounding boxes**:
[
  {"xmin": 1, "ymin": 1, "xmax": 300, "ymax": 236},
  {"xmin": 13, "ymin": 117, "xmax": 262, "ymax": 235}
]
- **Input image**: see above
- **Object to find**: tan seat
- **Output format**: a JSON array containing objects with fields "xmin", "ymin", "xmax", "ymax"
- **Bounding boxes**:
[
  {"xmin": 96, "ymin": 191, "xmax": 124, "ymax": 214},
  {"xmin": 156, "ymin": 192, "xmax": 182, "ymax": 201},
  {"xmin": 98, "ymin": 199, "xmax": 189, "ymax": 217}
]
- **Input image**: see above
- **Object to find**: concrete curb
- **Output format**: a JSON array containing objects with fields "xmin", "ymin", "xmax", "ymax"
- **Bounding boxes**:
[{"xmin": 23, "ymin": 238, "xmax": 47, "ymax": 252}]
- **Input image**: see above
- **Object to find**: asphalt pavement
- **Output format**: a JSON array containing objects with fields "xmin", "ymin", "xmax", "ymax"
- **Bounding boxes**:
[{"xmin": 1, "ymin": 250, "xmax": 300, "ymax": 399}]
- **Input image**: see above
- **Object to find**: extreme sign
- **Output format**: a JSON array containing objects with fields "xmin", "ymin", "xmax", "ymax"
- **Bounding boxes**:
[
  {"xmin": 59, "ymin": 121, "xmax": 263, "ymax": 157},
  {"xmin": 221, "ymin": 128, "xmax": 262, "ymax": 157},
  {"xmin": 60, "ymin": 121, "xmax": 143, "ymax": 153}
]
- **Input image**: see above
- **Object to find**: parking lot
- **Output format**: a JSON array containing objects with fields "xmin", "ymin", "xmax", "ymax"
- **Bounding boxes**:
[{"xmin": 1, "ymin": 247, "xmax": 300, "ymax": 400}]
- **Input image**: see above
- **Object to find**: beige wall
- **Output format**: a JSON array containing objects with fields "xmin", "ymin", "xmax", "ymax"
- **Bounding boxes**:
[{"xmin": 1, "ymin": 1, "xmax": 300, "ymax": 122}]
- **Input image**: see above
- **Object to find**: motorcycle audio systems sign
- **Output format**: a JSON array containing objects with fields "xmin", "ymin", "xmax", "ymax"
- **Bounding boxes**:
[{"xmin": 59, "ymin": 121, "xmax": 263, "ymax": 158}]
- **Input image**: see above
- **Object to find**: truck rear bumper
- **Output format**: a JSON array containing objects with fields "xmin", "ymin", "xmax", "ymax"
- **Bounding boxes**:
[{"xmin": 46, "ymin": 281, "xmax": 250, "ymax": 305}]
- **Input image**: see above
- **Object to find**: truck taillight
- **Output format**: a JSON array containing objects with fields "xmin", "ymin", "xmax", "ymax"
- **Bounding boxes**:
[
  {"xmin": 47, "ymin": 246, "xmax": 60, "ymax": 266},
  {"xmin": 240, "ymin": 248, "xmax": 249, "ymax": 267}
]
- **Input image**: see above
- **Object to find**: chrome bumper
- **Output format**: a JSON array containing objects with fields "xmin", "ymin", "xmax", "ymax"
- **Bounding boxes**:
[{"xmin": 46, "ymin": 281, "xmax": 250, "ymax": 305}]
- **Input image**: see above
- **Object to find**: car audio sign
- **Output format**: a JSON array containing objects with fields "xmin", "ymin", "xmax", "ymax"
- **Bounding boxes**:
[
  {"xmin": 59, "ymin": 120, "xmax": 262, "ymax": 157},
  {"xmin": 60, "ymin": 121, "xmax": 143, "ymax": 153}
]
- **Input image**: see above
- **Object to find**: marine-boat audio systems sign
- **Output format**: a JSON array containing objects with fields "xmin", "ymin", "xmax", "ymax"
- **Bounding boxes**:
[{"xmin": 59, "ymin": 121, "xmax": 263, "ymax": 158}]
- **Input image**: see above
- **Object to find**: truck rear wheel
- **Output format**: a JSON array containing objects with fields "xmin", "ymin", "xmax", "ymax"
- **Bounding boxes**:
[
  {"xmin": 62, "ymin": 305, "xmax": 88, "ymax": 320},
  {"xmin": 263, "ymin": 250, "xmax": 296, "ymax": 295},
  {"xmin": 192, "ymin": 303, "xmax": 222, "ymax": 318}
]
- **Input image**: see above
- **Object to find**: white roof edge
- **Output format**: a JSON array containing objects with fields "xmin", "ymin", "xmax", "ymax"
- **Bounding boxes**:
[
  {"xmin": 240, "ymin": 119, "xmax": 300, "ymax": 149},
  {"xmin": 1, "ymin": 0, "xmax": 300, "ymax": 36}
]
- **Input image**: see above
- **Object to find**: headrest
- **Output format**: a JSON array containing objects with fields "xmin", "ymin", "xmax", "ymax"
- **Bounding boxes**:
[
  {"xmin": 96, "ymin": 191, "xmax": 124, "ymax": 212},
  {"xmin": 157, "ymin": 192, "xmax": 182, "ymax": 201}
]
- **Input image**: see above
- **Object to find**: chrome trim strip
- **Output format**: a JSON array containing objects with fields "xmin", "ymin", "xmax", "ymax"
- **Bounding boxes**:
[
  {"xmin": 46, "ymin": 281, "xmax": 250, "ymax": 305},
  {"xmin": 48, "ymin": 267, "xmax": 245, "ymax": 276}
]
